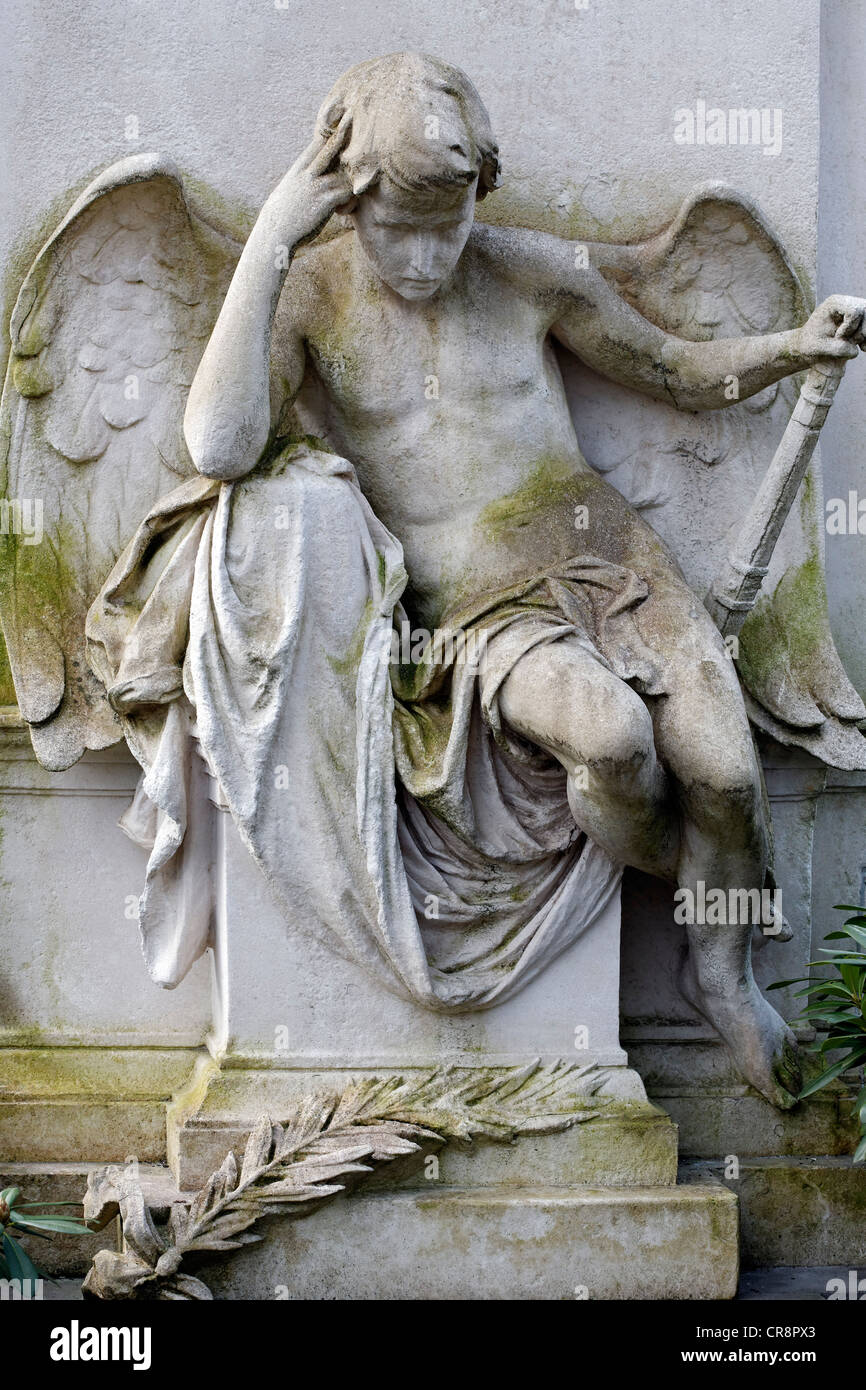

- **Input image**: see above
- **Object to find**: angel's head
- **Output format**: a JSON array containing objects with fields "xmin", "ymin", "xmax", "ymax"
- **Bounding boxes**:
[{"xmin": 317, "ymin": 52, "xmax": 500, "ymax": 299}]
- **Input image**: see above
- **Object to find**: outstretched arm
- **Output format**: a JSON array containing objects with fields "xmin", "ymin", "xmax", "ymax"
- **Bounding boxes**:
[
  {"xmin": 541, "ymin": 237, "xmax": 865, "ymax": 410},
  {"xmin": 184, "ymin": 118, "xmax": 352, "ymax": 479}
]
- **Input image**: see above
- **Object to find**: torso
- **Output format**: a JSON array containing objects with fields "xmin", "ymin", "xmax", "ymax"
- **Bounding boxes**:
[{"xmin": 274, "ymin": 224, "xmax": 678, "ymax": 627}]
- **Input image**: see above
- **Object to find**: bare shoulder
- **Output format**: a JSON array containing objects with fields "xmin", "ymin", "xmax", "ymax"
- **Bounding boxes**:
[{"xmin": 467, "ymin": 222, "xmax": 587, "ymax": 299}]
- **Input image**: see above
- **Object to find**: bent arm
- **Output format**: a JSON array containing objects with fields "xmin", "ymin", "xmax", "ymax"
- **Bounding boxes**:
[
  {"xmin": 184, "ymin": 119, "xmax": 351, "ymax": 479},
  {"xmin": 184, "ymin": 200, "xmax": 303, "ymax": 480},
  {"xmin": 550, "ymin": 257, "xmax": 810, "ymax": 411}
]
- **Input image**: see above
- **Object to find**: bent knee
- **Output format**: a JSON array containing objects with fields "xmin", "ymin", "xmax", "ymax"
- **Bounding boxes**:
[
  {"xmin": 582, "ymin": 692, "xmax": 656, "ymax": 782},
  {"xmin": 683, "ymin": 743, "xmax": 761, "ymax": 808},
  {"xmin": 499, "ymin": 642, "xmax": 657, "ymax": 781},
  {"xmin": 529, "ymin": 677, "xmax": 654, "ymax": 778}
]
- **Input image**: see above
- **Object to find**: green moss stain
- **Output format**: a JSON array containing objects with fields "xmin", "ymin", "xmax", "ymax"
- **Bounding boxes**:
[
  {"xmin": 738, "ymin": 553, "xmax": 829, "ymax": 699},
  {"xmin": 327, "ymin": 597, "xmax": 375, "ymax": 683},
  {"xmin": 180, "ymin": 173, "xmax": 255, "ymax": 246},
  {"xmin": 0, "ymin": 640, "xmax": 15, "ymax": 706},
  {"xmin": 477, "ymin": 456, "xmax": 578, "ymax": 541},
  {"xmin": 771, "ymin": 553, "xmax": 828, "ymax": 663}
]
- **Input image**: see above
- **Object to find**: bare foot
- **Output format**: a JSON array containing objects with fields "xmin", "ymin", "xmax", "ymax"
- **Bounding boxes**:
[{"xmin": 680, "ymin": 952, "xmax": 802, "ymax": 1109}]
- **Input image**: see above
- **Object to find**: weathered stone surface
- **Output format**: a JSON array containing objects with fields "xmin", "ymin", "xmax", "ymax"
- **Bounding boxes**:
[
  {"xmin": 2, "ymin": 2, "xmax": 866, "ymax": 1303},
  {"xmin": 655, "ymin": 1086, "xmax": 862, "ymax": 1160},
  {"xmin": 0, "ymin": 733, "xmax": 211, "ymax": 1048},
  {"xmin": 686, "ymin": 1158, "xmax": 866, "ymax": 1269},
  {"xmin": 202, "ymin": 1181, "xmax": 739, "ymax": 1301},
  {"xmin": 0, "ymin": 1047, "xmax": 203, "ymax": 1162}
]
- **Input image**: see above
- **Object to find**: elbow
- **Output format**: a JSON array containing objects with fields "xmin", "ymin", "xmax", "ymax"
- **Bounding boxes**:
[
  {"xmin": 183, "ymin": 401, "xmax": 267, "ymax": 481},
  {"xmin": 191, "ymin": 452, "xmax": 253, "ymax": 482}
]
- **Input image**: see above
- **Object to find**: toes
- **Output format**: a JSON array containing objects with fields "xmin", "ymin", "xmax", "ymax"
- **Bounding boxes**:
[
  {"xmin": 770, "ymin": 1082, "xmax": 799, "ymax": 1111},
  {"xmin": 765, "ymin": 1035, "xmax": 802, "ymax": 1109},
  {"xmin": 777, "ymin": 1040, "xmax": 803, "ymax": 1097}
]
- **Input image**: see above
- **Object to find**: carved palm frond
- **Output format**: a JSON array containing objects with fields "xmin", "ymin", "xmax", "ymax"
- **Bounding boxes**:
[{"xmin": 83, "ymin": 1061, "xmax": 604, "ymax": 1299}]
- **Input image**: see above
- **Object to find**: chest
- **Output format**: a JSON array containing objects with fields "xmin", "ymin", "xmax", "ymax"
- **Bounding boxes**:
[{"xmin": 305, "ymin": 283, "xmax": 553, "ymax": 425}]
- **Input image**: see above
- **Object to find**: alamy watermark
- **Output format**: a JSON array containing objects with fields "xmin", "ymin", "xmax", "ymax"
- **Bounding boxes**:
[
  {"xmin": 673, "ymin": 100, "xmax": 783, "ymax": 158},
  {"xmin": 380, "ymin": 622, "xmax": 490, "ymax": 670},
  {"xmin": 0, "ymin": 497, "xmax": 43, "ymax": 546},
  {"xmin": 0, "ymin": 1277, "xmax": 43, "ymax": 1300},
  {"xmin": 674, "ymin": 880, "xmax": 784, "ymax": 932},
  {"xmin": 826, "ymin": 491, "xmax": 866, "ymax": 535}
]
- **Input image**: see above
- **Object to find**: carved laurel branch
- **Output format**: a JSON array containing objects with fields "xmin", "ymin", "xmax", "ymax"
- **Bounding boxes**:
[{"xmin": 82, "ymin": 1061, "xmax": 605, "ymax": 1300}]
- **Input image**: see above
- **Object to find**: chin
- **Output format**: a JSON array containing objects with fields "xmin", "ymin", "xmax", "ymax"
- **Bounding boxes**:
[{"xmin": 396, "ymin": 282, "xmax": 441, "ymax": 301}]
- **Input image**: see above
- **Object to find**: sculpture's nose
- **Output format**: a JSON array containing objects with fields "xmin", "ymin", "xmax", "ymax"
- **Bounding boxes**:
[{"xmin": 408, "ymin": 234, "xmax": 436, "ymax": 277}]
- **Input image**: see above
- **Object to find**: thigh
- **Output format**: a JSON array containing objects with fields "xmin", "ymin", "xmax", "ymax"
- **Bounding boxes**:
[{"xmin": 497, "ymin": 634, "xmax": 655, "ymax": 771}]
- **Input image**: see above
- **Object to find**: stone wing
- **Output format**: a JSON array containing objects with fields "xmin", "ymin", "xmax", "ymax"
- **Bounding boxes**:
[
  {"xmin": 0, "ymin": 154, "xmax": 241, "ymax": 769},
  {"xmin": 562, "ymin": 182, "xmax": 866, "ymax": 768}
]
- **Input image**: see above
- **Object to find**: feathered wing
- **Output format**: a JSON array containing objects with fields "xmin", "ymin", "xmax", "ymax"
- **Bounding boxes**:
[
  {"xmin": 0, "ymin": 154, "xmax": 241, "ymax": 770},
  {"xmin": 563, "ymin": 181, "xmax": 866, "ymax": 769}
]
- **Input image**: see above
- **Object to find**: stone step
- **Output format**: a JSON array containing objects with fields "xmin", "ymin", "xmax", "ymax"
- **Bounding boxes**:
[
  {"xmin": 367, "ymin": 1107, "xmax": 679, "ymax": 1192},
  {"xmin": 656, "ymin": 1088, "xmax": 861, "ymax": 1159},
  {"xmin": 5, "ymin": 1160, "xmax": 736, "ymax": 1296},
  {"xmin": 682, "ymin": 1157, "xmax": 866, "ymax": 1269},
  {"xmin": 0, "ymin": 1046, "xmax": 202, "ymax": 1164},
  {"xmin": 167, "ymin": 1058, "xmax": 676, "ymax": 1190},
  {"xmin": 630, "ymin": 1039, "xmax": 861, "ymax": 1157},
  {"xmin": 200, "ymin": 1179, "xmax": 739, "ymax": 1300}
]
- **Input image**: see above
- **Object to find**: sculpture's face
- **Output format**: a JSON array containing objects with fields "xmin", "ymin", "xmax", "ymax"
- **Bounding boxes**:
[{"xmin": 350, "ymin": 175, "xmax": 477, "ymax": 300}]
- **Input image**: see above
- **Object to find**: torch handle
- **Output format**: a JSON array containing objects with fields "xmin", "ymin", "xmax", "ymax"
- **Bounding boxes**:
[{"xmin": 705, "ymin": 358, "xmax": 846, "ymax": 639}]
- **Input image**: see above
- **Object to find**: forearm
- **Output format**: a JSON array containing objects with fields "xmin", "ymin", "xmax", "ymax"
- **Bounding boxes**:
[
  {"xmin": 184, "ymin": 196, "xmax": 295, "ymax": 479},
  {"xmin": 660, "ymin": 329, "xmax": 810, "ymax": 411}
]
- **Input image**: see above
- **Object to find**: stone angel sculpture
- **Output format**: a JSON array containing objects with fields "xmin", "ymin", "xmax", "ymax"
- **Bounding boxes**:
[{"xmin": 3, "ymin": 52, "xmax": 866, "ymax": 1112}]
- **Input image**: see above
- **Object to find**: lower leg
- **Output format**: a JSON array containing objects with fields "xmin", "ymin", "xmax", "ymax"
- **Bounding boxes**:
[
  {"xmin": 657, "ymin": 707, "xmax": 800, "ymax": 1107},
  {"xmin": 563, "ymin": 750, "xmax": 679, "ymax": 879}
]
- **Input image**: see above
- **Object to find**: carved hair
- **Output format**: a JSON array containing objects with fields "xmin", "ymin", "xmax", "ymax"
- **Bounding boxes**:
[{"xmin": 316, "ymin": 51, "xmax": 501, "ymax": 201}]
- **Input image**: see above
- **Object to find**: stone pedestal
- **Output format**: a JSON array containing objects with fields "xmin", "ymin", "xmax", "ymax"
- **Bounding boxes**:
[
  {"xmin": 163, "ymin": 810, "xmax": 739, "ymax": 1299},
  {"xmin": 0, "ymin": 724, "xmax": 209, "ymax": 1165},
  {"xmin": 169, "ymin": 804, "xmax": 649, "ymax": 1188}
]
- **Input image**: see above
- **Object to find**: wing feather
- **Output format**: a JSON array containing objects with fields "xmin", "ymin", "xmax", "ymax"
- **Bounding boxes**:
[{"xmin": 0, "ymin": 154, "xmax": 241, "ymax": 769}]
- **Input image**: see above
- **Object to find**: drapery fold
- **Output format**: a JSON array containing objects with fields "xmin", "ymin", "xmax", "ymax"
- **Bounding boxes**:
[{"xmin": 86, "ymin": 442, "xmax": 647, "ymax": 1008}]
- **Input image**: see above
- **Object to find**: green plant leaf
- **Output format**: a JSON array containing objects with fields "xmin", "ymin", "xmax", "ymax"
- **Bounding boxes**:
[
  {"xmin": 853, "ymin": 1135, "xmax": 866, "ymax": 1164},
  {"xmin": 791, "ymin": 983, "xmax": 853, "ymax": 1000},
  {"xmin": 0, "ymin": 1186, "xmax": 21, "ymax": 1206},
  {"xmin": 825, "ymin": 924, "xmax": 866, "ymax": 947},
  {"xmin": 794, "ymin": 1006, "xmax": 859, "ymax": 1024},
  {"xmin": 2, "ymin": 1231, "xmax": 44, "ymax": 1284},
  {"xmin": 13, "ymin": 1201, "xmax": 84, "ymax": 1211},
  {"xmin": 799, "ymin": 1052, "xmax": 866, "ymax": 1100},
  {"xmin": 11, "ymin": 1213, "xmax": 91, "ymax": 1234},
  {"xmin": 818, "ymin": 1033, "xmax": 866, "ymax": 1052}
]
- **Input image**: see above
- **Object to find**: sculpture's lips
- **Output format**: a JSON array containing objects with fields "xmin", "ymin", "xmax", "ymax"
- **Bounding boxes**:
[{"xmin": 401, "ymin": 276, "xmax": 439, "ymax": 288}]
